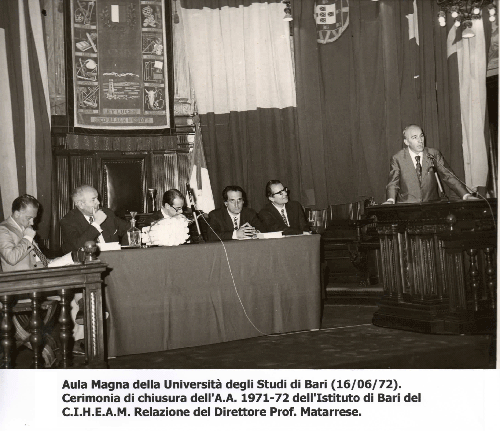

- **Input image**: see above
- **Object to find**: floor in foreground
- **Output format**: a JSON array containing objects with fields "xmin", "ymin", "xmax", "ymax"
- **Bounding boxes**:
[{"xmin": 11, "ymin": 297, "xmax": 496, "ymax": 369}]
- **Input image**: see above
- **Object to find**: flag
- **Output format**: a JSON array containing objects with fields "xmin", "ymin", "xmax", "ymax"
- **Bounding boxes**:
[
  {"xmin": 447, "ymin": 20, "xmax": 488, "ymax": 188},
  {"xmin": 188, "ymin": 115, "xmax": 215, "ymax": 214},
  {"xmin": 0, "ymin": 0, "xmax": 52, "ymax": 236}
]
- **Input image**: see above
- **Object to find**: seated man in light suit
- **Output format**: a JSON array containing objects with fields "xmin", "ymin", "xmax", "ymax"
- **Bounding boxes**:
[
  {"xmin": 207, "ymin": 186, "xmax": 263, "ymax": 241},
  {"xmin": 0, "ymin": 194, "xmax": 71, "ymax": 364},
  {"xmin": 60, "ymin": 185, "xmax": 130, "ymax": 254},
  {"xmin": 384, "ymin": 125, "xmax": 479, "ymax": 204},
  {"xmin": 258, "ymin": 180, "xmax": 310, "ymax": 235},
  {"xmin": 0, "ymin": 194, "xmax": 47, "ymax": 271}
]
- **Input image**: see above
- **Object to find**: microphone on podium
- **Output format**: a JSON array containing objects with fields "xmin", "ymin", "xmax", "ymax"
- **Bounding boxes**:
[{"xmin": 426, "ymin": 153, "xmax": 448, "ymax": 200}]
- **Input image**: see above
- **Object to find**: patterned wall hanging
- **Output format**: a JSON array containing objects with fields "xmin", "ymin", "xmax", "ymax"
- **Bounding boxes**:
[{"xmin": 70, "ymin": 0, "xmax": 171, "ymax": 129}]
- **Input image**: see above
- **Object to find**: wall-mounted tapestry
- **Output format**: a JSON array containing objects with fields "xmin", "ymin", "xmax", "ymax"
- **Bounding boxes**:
[{"xmin": 71, "ymin": 0, "xmax": 170, "ymax": 129}]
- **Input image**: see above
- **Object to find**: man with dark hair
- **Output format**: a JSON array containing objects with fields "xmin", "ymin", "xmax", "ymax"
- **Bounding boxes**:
[
  {"xmin": 258, "ymin": 180, "xmax": 310, "ymax": 235},
  {"xmin": 206, "ymin": 185, "xmax": 262, "ymax": 242},
  {"xmin": 384, "ymin": 125, "xmax": 477, "ymax": 204},
  {"xmin": 151, "ymin": 189, "xmax": 186, "ymax": 221},
  {"xmin": 0, "ymin": 194, "xmax": 48, "ymax": 271},
  {"xmin": 60, "ymin": 185, "xmax": 130, "ymax": 254}
]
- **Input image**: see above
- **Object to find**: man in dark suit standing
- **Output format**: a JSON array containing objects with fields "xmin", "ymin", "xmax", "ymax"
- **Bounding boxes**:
[
  {"xmin": 384, "ymin": 125, "xmax": 478, "ymax": 204},
  {"xmin": 60, "ymin": 185, "xmax": 130, "ymax": 254},
  {"xmin": 206, "ymin": 186, "xmax": 262, "ymax": 242},
  {"xmin": 258, "ymin": 180, "xmax": 310, "ymax": 235}
]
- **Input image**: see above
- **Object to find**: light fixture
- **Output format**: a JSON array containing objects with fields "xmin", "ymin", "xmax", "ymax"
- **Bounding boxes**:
[
  {"xmin": 282, "ymin": 1, "xmax": 292, "ymax": 22},
  {"xmin": 436, "ymin": 1, "xmax": 496, "ymax": 38},
  {"xmin": 173, "ymin": 0, "xmax": 180, "ymax": 24}
]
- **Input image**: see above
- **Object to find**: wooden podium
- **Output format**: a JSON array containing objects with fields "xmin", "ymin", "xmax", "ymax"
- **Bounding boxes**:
[
  {"xmin": 0, "ymin": 263, "xmax": 108, "ymax": 368},
  {"xmin": 366, "ymin": 200, "xmax": 497, "ymax": 334}
]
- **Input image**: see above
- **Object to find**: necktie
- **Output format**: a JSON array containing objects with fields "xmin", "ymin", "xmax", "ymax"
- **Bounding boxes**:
[
  {"xmin": 233, "ymin": 217, "xmax": 238, "ymax": 230},
  {"xmin": 281, "ymin": 209, "xmax": 289, "ymax": 227},
  {"xmin": 32, "ymin": 243, "xmax": 49, "ymax": 267},
  {"xmin": 415, "ymin": 155, "xmax": 422, "ymax": 184},
  {"xmin": 89, "ymin": 216, "xmax": 94, "ymax": 224}
]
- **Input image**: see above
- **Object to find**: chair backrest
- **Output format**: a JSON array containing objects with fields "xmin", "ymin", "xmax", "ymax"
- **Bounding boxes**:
[{"xmin": 101, "ymin": 157, "xmax": 147, "ymax": 217}]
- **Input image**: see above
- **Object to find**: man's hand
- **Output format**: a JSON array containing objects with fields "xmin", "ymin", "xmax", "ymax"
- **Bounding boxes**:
[
  {"xmin": 236, "ymin": 223, "xmax": 257, "ymax": 239},
  {"xmin": 465, "ymin": 195, "xmax": 481, "ymax": 201},
  {"xmin": 93, "ymin": 208, "xmax": 108, "ymax": 225},
  {"xmin": 24, "ymin": 226, "xmax": 36, "ymax": 239},
  {"xmin": 382, "ymin": 200, "xmax": 395, "ymax": 205}
]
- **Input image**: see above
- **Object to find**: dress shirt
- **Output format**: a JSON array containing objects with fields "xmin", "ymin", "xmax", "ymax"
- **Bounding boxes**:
[
  {"xmin": 272, "ymin": 203, "xmax": 289, "ymax": 226},
  {"xmin": 228, "ymin": 210, "xmax": 241, "ymax": 239},
  {"xmin": 84, "ymin": 214, "xmax": 105, "ymax": 243}
]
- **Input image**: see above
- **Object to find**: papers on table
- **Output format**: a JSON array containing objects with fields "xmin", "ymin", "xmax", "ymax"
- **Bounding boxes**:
[
  {"xmin": 256, "ymin": 231, "xmax": 283, "ymax": 239},
  {"xmin": 97, "ymin": 242, "xmax": 121, "ymax": 251},
  {"xmin": 48, "ymin": 252, "xmax": 74, "ymax": 267}
]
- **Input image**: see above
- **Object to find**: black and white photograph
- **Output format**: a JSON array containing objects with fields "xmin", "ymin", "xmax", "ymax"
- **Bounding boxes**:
[{"xmin": 0, "ymin": 1, "xmax": 498, "ymax": 430}]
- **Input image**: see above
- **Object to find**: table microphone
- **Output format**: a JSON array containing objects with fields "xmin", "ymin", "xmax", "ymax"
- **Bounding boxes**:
[{"xmin": 186, "ymin": 183, "xmax": 204, "ymax": 243}]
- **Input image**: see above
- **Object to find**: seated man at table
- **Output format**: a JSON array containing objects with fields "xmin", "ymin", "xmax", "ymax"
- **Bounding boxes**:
[
  {"xmin": 259, "ymin": 180, "xmax": 310, "ymax": 235},
  {"xmin": 151, "ymin": 189, "xmax": 186, "ymax": 221},
  {"xmin": 60, "ymin": 185, "xmax": 130, "ymax": 254},
  {"xmin": 149, "ymin": 189, "xmax": 206, "ymax": 242},
  {"xmin": 383, "ymin": 124, "xmax": 479, "ymax": 204},
  {"xmin": 206, "ymin": 186, "xmax": 262, "ymax": 241},
  {"xmin": 0, "ymin": 194, "xmax": 49, "ymax": 271}
]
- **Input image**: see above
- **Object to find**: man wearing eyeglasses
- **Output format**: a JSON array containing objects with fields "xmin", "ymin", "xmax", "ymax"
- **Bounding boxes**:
[
  {"xmin": 152, "ymin": 189, "xmax": 187, "ymax": 221},
  {"xmin": 206, "ymin": 185, "xmax": 263, "ymax": 242},
  {"xmin": 258, "ymin": 180, "xmax": 310, "ymax": 235}
]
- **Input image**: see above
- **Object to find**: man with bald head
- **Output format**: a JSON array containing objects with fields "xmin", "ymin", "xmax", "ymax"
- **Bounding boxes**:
[
  {"xmin": 384, "ymin": 124, "xmax": 477, "ymax": 204},
  {"xmin": 60, "ymin": 185, "xmax": 130, "ymax": 254}
]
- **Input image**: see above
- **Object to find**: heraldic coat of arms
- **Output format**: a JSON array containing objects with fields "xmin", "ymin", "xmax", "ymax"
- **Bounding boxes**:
[{"xmin": 315, "ymin": 0, "xmax": 350, "ymax": 44}]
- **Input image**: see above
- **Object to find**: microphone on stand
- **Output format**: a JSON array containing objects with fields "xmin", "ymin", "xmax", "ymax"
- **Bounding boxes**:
[
  {"xmin": 186, "ymin": 183, "xmax": 205, "ymax": 243},
  {"xmin": 426, "ymin": 153, "xmax": 496, "ymax": 229},
  {"xmin": 427, "ymin": 153, "xmax": 448, "ymax": 201}
]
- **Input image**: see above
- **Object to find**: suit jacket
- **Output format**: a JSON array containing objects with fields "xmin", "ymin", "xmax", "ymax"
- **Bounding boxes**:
[
  {"xmin": 60, "ymin": 208, "xmax": 130, "ymax": 254},
  {"xmin": 258, "ymin": 200, "xmax": 310, "ymax": 236},
  {"xmin": 0, "ymin": 216, "xmax": 39, "ymax": 272},
  {"xmin": 206, "ymin": 207, "xmax": 263, "ymax": 242},
  {"xmin": 386, "ymin": 147, "xmax": 469, "ymax": 204}
]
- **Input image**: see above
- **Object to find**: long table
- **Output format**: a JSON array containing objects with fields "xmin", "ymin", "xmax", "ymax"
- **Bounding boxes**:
[{"xmin": 101, "ymin": 234, "xmax": 321, "ymax": 357}]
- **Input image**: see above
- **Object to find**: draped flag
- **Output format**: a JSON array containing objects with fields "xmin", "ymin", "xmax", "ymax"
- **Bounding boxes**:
[
  {"xmin": 315, "ymin": 0, "xmax": 349, "ymax": 44},
  {"xmin": 0, "ymin": 0, "xmax": 52, "ymax": 237},
  {"xmin": 188, "ymin": 115, "xmax": 215, "ymax": 214},
  {"xmin": 447, "ymin": 20, "xmax": 488, "ymax": 188}
]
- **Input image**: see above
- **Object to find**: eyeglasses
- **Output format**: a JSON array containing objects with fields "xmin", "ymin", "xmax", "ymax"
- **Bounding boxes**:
[
  {"xmin": 170, "ymin": 205, "xmax": 183, "ymax": 213},
  {"xmin": 272, "ymin": 187, "xmax": 289, "ymax": 197}
]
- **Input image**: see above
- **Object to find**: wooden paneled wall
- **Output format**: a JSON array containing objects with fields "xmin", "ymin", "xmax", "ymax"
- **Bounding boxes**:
[{"xmin": 51, "ymin": 146, "xmax": 190, "ymax": 253}]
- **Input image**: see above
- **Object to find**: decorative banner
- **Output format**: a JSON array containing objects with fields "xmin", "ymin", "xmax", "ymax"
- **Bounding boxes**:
[
  {"xmin": 71, "ymin": 0, "xmax": 170, "ymax": 129},
  {"xmin": 314, "ymin": 0, "xmax": 349, "ymax": 44}
]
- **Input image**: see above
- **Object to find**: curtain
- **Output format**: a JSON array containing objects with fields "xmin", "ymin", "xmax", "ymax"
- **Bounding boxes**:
[
  {"xmin": 0, "ymin": 0, "xmax": 52, "ymax": 237},
  {"xmin": 447, "ymin": 17, "xmax": 489, "ymax": 190},
  {"xmin": 178, "ymin": 0, "xmax": 301, "ymax": 210},
  {"xmin": 293, "ymin": 0, "xmax": 472, "ymax": 205}
]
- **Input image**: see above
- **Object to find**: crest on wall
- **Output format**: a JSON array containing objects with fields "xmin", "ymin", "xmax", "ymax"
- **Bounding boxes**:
[{"xmin": 315, "ymin": 0, "xmax": 349, "ymax": 44}]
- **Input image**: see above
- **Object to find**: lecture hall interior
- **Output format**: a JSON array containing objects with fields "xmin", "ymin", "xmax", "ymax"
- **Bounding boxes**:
[{"xmin": 0, "ymin": 0, "xmax": 497, "ymax": 369}]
